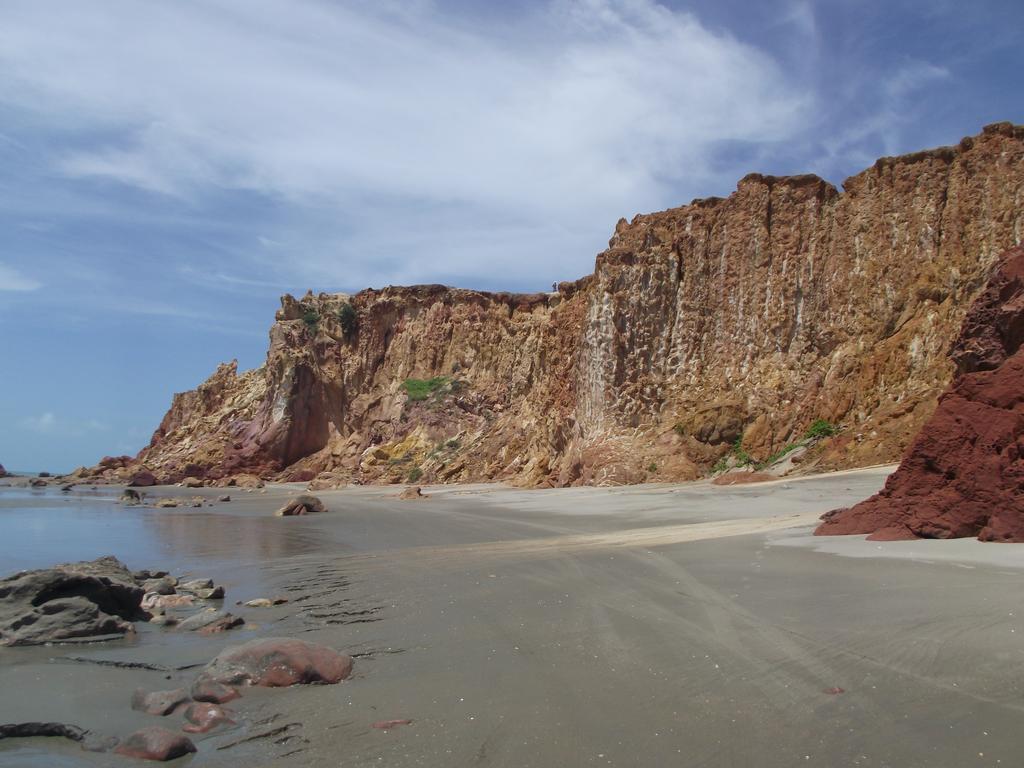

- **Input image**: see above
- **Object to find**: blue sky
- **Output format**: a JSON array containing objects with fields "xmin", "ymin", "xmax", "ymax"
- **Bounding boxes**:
[{"xmin": 1, "ymin": 0, "xmax": 1021, "ymax": 473}]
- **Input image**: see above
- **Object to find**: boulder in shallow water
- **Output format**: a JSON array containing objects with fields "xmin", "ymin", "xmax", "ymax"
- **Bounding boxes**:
[
  {"xmin": 399, "ymin": 486, "xmax": 427, "ymax": 500},
  {"xmin": 177, "ymin": 609, "xmax": 243, "ymax": 633},
  {"xmin": 114, "ymin": 727, "xmax": 196, "ymax": 761},
  {"xmin": 181, "ymin": 476, "xmax": 204, "ymax": 488},
  {"xmin": 198, "ymin": 637, "xmax": 353, "ymax": 688},
  {"xmin": 275, "ymin": 494, "xmax": 326, "ymax": 516},
  {"xmin": 0, "ymin": 556, "xmax": 145, "ymax": 646}
]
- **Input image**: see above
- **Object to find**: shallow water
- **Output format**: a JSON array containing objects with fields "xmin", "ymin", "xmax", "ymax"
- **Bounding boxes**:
[{"xmin": 0, "ymin": 487, "xmax": 322, "ymax": 594}]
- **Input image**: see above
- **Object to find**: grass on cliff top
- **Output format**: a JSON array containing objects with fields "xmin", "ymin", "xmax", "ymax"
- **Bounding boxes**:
[{"xmin": 403, "ymin": 376, "xmax": 450, "ymax": 401}]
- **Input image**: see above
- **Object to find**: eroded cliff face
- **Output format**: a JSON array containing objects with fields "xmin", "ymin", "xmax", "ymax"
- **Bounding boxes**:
[
  {"xmin": 92, "ymin": 123, "xmax": 1024, "ymax": 488},
  {"xmin": 816, "ymin": 246, "xmax": 1024, "ymax": 541}
]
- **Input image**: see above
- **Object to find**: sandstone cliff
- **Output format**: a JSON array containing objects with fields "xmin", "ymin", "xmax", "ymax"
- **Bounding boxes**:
[
  {"xmin": 91, "ymin": 123, "xmax": 1024, "ymax": 488},
  {"xmin": 817, "ymin": 245, "xmax": 1024, "ymax": 541}
]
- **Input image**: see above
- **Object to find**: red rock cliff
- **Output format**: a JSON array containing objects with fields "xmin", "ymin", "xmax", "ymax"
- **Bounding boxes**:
[
  {"xmin": 817, "ymin": 245, "xmax": 1024, "ymax": 541},
  {"xmin": 96, "ymin": 123, "xmax": 1024, "ymax": 487}
]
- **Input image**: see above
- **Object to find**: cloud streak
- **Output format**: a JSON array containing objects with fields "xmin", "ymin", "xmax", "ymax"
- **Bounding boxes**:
[
  {"xmin": 0, "ymin": 0, "xmax": 810, "ymax": 287},
  {"xmin": 0, "ymin": 262, "xmax": 41, "ymax": 291}
]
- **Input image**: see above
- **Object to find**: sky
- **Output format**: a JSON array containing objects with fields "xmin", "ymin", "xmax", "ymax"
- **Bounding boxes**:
[{"xmin": 1, "ymin": 0, "xmax": 1021, "ymax": 473}]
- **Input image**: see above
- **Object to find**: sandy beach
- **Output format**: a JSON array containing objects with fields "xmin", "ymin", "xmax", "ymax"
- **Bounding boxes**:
[{"xmin": 3, "ymin": 466, "xmax": 1024, "ymax": 767}]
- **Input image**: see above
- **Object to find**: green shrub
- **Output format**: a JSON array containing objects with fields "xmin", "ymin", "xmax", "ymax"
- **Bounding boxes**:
[
  {"xmin": 711, "ymin": 454, "xmax": 730, "ymax": 474},
  {"xmin": 302, "ymin": 309, "xmax": 319, "ymax": 328},
  {"xmin": 732, "ymin": 438, "xmax": 752, "ymax": 467},
  {"xmin": 403, "ymin": 376, "xmax": 449, "ymax": 401},
  {"xmin": 804, "ymin": 419, "xmax": 837, "ymax": 440},
  {"xmin": 673, "ymin": 423, "xmax": 686, "ymax": 437},
  {"xmin": 647, "ymin": 462, "xmax": 658, "ymax": 473},
  {"xmin": 337, "ymin": 302, "xmax": 358, "ymax": 336},
  {"xmin": 446, "ymin": 438, "xmax": 461, "ymax": 449},
  {"xmin": 408, "ymin": 466, "xmax": 423, "ymax": 482}
]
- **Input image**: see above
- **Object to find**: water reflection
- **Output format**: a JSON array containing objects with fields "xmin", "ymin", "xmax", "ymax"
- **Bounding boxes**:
[{"xmin": 0, "ymin": 489, "xmax": 321, "ymax": 576}]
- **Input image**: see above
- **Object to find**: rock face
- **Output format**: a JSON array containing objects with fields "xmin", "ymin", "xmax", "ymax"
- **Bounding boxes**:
[
  {"xmin": 817, "ymin": 246, "xmax": 1024, "ymax": 541},
  {"xmin": 88, "ymin": 123, "xmax": 1024, "ymax": 487},
  {"xmin": 0, "ymin": 556, "xmax": 145, "ymax": 646},
  {"xmin": 198, "ymin": 638, "xmax": 354, "ymax": 687}
]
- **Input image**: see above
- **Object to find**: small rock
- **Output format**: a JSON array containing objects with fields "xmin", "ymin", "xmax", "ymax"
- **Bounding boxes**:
[
  {"xmin": 275, "ymin": 494, "xmax": 326, "ymax": 516},
  {"xmin": 177, "ymin": 609, "xmax": 243, "ymax": 633},
  {"xmin": 61, "ymin": 483, "xmax": 74, "ymax": 492},
  {"xmin": 154, "ymin": 498, "xmax": 179, "ymax": 508},
  {"xmin": 178, "ymin": 578, "xmax": 214, "ymax": 593},
  {"xmin": 149, "ymin": 613, "xmax": 179, "ymax": 627},
  {"xmin": 114, "ymin": 727, "xmax": 197, "ymax": 761},
  {"xmin": 30, "ymin": 478, "xmax": 47, "ymax": 487},
  {"xmin": 218, "ymin": 495, "xmax": 231, "ymax": 502},
  {"xmin": 372, "ymin": 719, "xmax": 413, "ymax": 730},
  {"xmin": 399, "ymin": 486, "xmax": 426, "ymax": 500},
  {"xmin": 198, "ymin": 614, "xmax": 244, "ymax": 635},
  {"xmin": 195, "ymin": 586, "xmax": 225, "ymax": 600},
  {"xmin": 120, "ymin": 489, "xmax": 143, "ymax": 505},
  {"xmin": 181, "ymin": 702, "xmax": 234, "ymax": 734},
  {"xmin": 190, "ymin": 678, "xmax": 240, "ymax": 704},
  {"xmin": 181, "ymin": 477, "xmax": 204, "ymax": 488},
  {"xmin": 143, "ymin": 578, "xmax": 176, "ymax": 596},
  {"xmin": 142, "ymin": 593, "xmax": 194, "ymax": 611},
  {"xmin": 130, "ymin": 688, "xmax": 190, "ymax": 716}
]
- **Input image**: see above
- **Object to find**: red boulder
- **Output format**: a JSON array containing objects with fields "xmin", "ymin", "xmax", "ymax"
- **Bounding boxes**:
[
  {"xmin": 197, "ymin": 637, "xmax": 353, "ymax": 688},
  {"xmin": 182, "ymin": 701, "xmax": 234, "ymax": 734},
  {"xmin": 817, "ymin": 246, "xmax": 1024, "ymax": 541},
  {"xmin": 114, "ymin": 727, "xmax": 196, "ymax": 761}
]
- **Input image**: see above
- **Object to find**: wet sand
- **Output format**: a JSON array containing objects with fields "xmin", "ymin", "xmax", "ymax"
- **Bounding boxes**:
[{"xmin": 3, "ymin": 466, "xmax": 1024, "ymax": 766}]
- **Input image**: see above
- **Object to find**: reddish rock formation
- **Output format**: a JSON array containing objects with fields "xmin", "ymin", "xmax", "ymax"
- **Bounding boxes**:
[
  {"xmin": 181, "ymin": 702, "xmax": 234, "ymax": 734},
  {"xmin": 114, "ymin": 727, "xmax": 196, "ymax": 761},
  {"xmin": 198, "ymin": 638, "xmax": 353, "ymax": 688},
  {"xmin": 88, "ymin": 123, "xmax": 1024, "ymax": 487},
  {"xmin": 189, "ymin": 678, "xmax": 240, "ymax": 705},
  {"xmin": 817, "ymin": 246, "xmax": 1024, "ymax": 541}
]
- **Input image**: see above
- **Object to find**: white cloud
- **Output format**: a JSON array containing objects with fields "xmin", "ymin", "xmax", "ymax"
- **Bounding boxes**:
[
  {"xmin": 0, "ymin": 0, "xmax": 809, "ymax": 286},
  {"xmin": 21, "ymin": 412, "xmax": 112, "ymax": 437},
  {"xmin": 0, "ymin": 262, "xmax": 41, "ymax": 291},
  {"xmin": 22, "ymin": 412, "xmax": 56, "ymax": 433}
]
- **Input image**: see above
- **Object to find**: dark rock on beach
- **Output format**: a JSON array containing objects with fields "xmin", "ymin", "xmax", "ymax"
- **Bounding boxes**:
[{"xmin": 0, "ymin": 556, "xmax": 145, "ymax": 646}]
